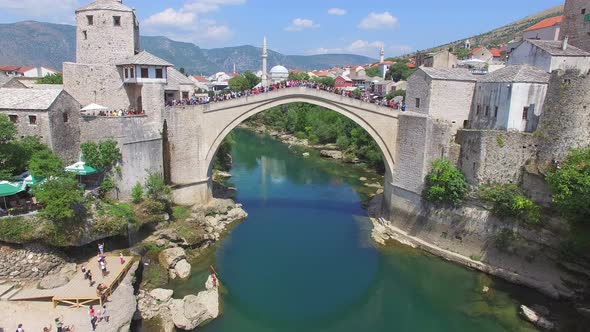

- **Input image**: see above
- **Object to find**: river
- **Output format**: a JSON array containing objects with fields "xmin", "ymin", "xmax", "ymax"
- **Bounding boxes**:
[{"xmin": 166, "ymin": 128, "xmax": 560, "ymax": 332}]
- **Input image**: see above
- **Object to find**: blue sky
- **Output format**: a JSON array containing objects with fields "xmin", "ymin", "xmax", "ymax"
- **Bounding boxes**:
[{"xmin": 0, "ymin": 0, "xmax": 564, "ymax": 57}]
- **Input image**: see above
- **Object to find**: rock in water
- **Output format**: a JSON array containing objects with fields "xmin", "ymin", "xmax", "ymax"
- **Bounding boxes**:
[
  {"xmin": 174, "ymin": 259, "xmax": 192, "ymax": 279},
  {"xmin": 159, "ymin": 247, "xmax": 186, "ymax": 269},
  {"xmin": 170, "ymin": 276, "xmax": 219, "ymax": 330},
  {"xmin": 302, "ymin": 152, "xmax": 310, "ymax": 157},
  {"xmin": 150, "ymin": 288, "xmax": 174, "ymax": 302},
  {"xmin": 320, "ymin": 150, "xmax": 343, "ymax": 159},
  {"xmin": 519, "ymin": 305, "xmax": 555, "ymax": 330}
]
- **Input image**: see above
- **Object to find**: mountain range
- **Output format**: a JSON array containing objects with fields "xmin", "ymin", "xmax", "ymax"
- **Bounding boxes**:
[{"xmin": 0, "ymin": 21, "xmax": 375, "ymax": 75}]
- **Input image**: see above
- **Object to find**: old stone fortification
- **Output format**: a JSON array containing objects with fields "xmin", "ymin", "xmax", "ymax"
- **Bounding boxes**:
[
  {"xmin": 47, "ymin": 91, "xmax": 82, "ymax": 163},
  {"xmin": 0, "ymin": 244, "xmax": 68, "ymax": 281},
  {"xmin": 536, "ymin": 69, "xmax": 590, "ymax": 172},
  {"xmin": 560, "ymin": 0, "xmax": 590, "ymax": 53}
]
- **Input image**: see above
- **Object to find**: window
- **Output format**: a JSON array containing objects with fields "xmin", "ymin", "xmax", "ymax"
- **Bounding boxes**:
[
  {"xmin": 63, "ymin": 113, "xmax": 68, "ymax": 123},
  {"xmin": 182, "ymin": 92, "xmax": 189, "ymax": 99},
  {"xmin": 87, "ymin": 15, "xmax": 93, "ymax": 25},
  {"xmin": 155, "ymin": 68, "xmax": 163, "ymax": 79},
  {"xmin": 141, "ymin": 67, "xmax": 149, "ymax": 78},
  {"xmin": 494, "ymin": 106, "xmax": 498, "ymax": 118},
  {"xmin": 124, "ymin": 68, "xmax": 129, "ymax": 79},
  {"xmin": 476, "ymin": 104, "xmax": 481, "ymax": 115},
  {"xmin": 83, "ymin": 30, "xmax": 87, "ymax": 40},
  {"xmin": 485, "ymin": 106, "xmax": 489, "ymax": 116},
  {"xmin": 582, "ymin": 8, "xmax": 586, "ymax": 15},
  {"xmin": 113, "ymin": 16, "xmax": 121, "ymax": 26},
  {"xmin": 415, "ymin": 98, "xmax": 421, "ymax": 108},
  {"xmin": 28, "ymin": 115, "xmax": 37, "ymax": 125},
  {"xmin": 8, "ymin": 115, "xmax": 18, "ymax": 123},
  {"xmin": 130, "ymin": 67, "xmax": 134, "ymax": 78},
  {"xmin": 522, "ymin": 106, "xmax": 529, "ymax": 120}
]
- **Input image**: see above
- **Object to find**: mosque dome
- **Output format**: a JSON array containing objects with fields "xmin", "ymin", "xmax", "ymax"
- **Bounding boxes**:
[{"xmin": 269, "ymin": 65, "xmax": 289, "ymax": 74}]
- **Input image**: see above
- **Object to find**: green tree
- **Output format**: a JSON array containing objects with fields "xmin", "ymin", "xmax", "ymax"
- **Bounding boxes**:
[
  {"xmin": 479, "ymin": 183, "xmax": 541, "ymax": 224},
  {"xmin": 81, "ymin": 139, "xmax": 122, "ymax": 171},
  {"xmin": 145, "ymin": 172, "xmax": 171, "ymax": 202},
  {"xmin": 0, "ymin": 114, "xmax": 16, "ymax": 143},
  {"xmin": 243, "ymin": 70, "xmax": 261, "ymax": 89},
  {"xmin": 213, "ymin": 132, "xmax": 236, "ymax": 171},
  {"xmin": 365, "ymin": 66, "xmax": 381, "ymax": 78},
  {"xmin": 179, "ymin": 67, "xmax": 186, "ymax": 75},
  {"xmin": 547, "ymin": 147, "xmax": 590, "ymax": 223},
  {"xmin": 288, "ymin": 72, "xmax": 310, "ymax": 81},
  {"xmin": 386, "ymin": 62, "xmax": 415, "ymax": 82},
  {"xmin": 33, "ymin": 176, "xmax": 84, "ymax": 221},
  {"xmin": 228, "ymin": 75, "xmax": 250, "ymax": 92},
  {"xmin": 28, "ymin": 149, "xmax": 63, "ymax": 178},
  {"xmin": 131, "ymin": 182, "xmax": 143, "ymax": 204},
  {"xmin": 454, "ymin": 47, "xmax": 471, "ymax": 60},
  {"xmin": 36, "ymin": 73, "xmax": 63, "ymax": 84},
  {"xmin": 312, "ymin": 77, "xmax": 335, "ymax": 87},
  {"xmin": 424, "ymin": 158, "xmax": 468, "ymax": 205},
  {"xmin": 352, "ymin": 88, "xmax": 361, "ymax": 99}
]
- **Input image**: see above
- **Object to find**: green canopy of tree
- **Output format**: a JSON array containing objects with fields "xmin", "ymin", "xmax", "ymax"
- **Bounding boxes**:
[
  {"xmin": 547, "ymin": 147, "xmax": 590, "ymax": 224},
  {"xmin": 37, "ymin": 73, "xmax": 63, "ymax": 84},
  {"xmin": 28, "ymin": 149, "xmax": 64, "ymax": 178},
  {"xmin": 0, "ymin": 114, "xmax": 17, "ymax": 143},
  {"xmin": 145, "ymin": 172, "xmax": 171, "ymax": 203},
  {"xmin": 80, "ymin": 139, "xmax": 122, "ymax": 171},
  {"xmin": 243, "ymin": 70, "xmax": 261, "ymax": 88},
  {"xmin": 311, "ymin": 77, "xmax": 335, "ymax": 87},
  {"xmin": 453, "ymin": 47, "xmax": 471, "ymax": 60},
  {"xmin": 385, "ymin": 62, "xmax": 416, "ymax": 82},
  {"xmin": 228, "ymin": 75, "xmax": 250, "ymax": 92},
  {"xmin": 33, "ymin": 176, "xmax": 84, "ymax": 221},
  {"xmin": 288, "ymin": 72, "xmax": 310, "ymax": 81},
  {"xmin": 365, "ymin": 66, "xmax": 380, "ymax": 78},
  {"xmin": 424, "ymin": 158, "xmax": 468, "ymax": 205}
]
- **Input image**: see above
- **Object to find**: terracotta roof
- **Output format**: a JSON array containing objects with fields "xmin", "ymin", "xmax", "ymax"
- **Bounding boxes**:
[
  {"xmin": 192, "ymin": 75, "xmax": 209, "ymax": 83},
  {"xmin": 289, "ymin": 69, "xmax": 302, "ymax": 74},
  {"xmin": 336, "ymin": 75, "xmax": 352, "ymax": 82},
  {"xmin": 405, "ymin": 62, "xmax": 416, "ymax": 68},
  {"xmin": 228, "ymin": 73, "xmax": 239, "ymax": 77},
  {"xmin": 314, "ymin": 70, "xmax": 330, "ymax": 77},
  {"xmin": 489, "ymin": 48, "xmax": 502, "ymax": 57},
  {"xmin": 0, "ymin": 88, "xmax": 63, "ymax": 110},
  {"xmin": 524, "ymin": 16, "xmax": 563, "ymax": 32},
  {"xmin": 479, "ymin": 65, "xmax": 549, "ymax": 83},
  {"xmin": 118, "ymin": 51, "xmax": 172, "ymax": 66},
  {"xmin": 381, "ymin": 60, "xmax": 394, "ymax": 65},
  {"xmin": 527, "ymin": 40, "xmax": 590, "ymax": 57},
  {"xmin": 0, "ymin": 66, "xmax": 22, "ymax": 72},
  {"xmin": 77, "ymin": 0, "xmax": 133, "ymax": 12}
]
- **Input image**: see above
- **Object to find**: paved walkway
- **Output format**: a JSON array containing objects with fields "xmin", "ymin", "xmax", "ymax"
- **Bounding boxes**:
[{"xmin": 12, "ymin": 255, "xmax": 133, "ymax": 303}]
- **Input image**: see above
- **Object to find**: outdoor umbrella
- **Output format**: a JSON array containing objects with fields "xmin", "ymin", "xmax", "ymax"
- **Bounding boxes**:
[
  {"xmin": 80, "ymin": 103, "xmax": 108, "ymax": 116},
  {"xmin": 0, "ymin": 180, "xmax": 26, "ymax": 211},
  {"xmin": 65, "ymin": 161, "xmax": 99, "ymax": 184}
]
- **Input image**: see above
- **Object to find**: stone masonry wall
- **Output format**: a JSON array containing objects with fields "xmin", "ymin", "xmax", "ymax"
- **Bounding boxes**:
[
  {"xmin": 457, "ymin": 129, "xmax": 538, "ymax": 185},
  {"xmin": 0, "ymin": 244, "xmax": 68, "ymax": 281},
  {"xmin": 536, "ymin": 70, "xmax": 590, "ymax": 172},
  {"xmin": 406, "ymin": 70, "xmax": 431, "ymax": 115},
  {"xmin": 47, "ymin": 91, "xmax": 81, "ymax": 163},
  {"xmin": 560, "ymin": 0, "xmax": 590, "ymax": 53},
  {"xmin": 0, "ymin": 109, "xmax": 51, "ymax": 145}
]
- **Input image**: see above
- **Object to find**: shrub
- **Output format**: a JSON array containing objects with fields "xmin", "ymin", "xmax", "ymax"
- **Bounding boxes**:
[
  {"xmin": 33, "ymin": 176, "xmax": 84, "ymax": 221},
  {"xmin": 98, "ymin": 176, "xmax": 116, "ymax": 198},
  {"xmin": 144, "ymin": 172, "xmax": 171, "ymax": 203},
  {"xmin": 496, "ymin": 135, "xmax": 505, "ymax": 148},
  {"xmin": 424, "ymin": 158, "xmax": 468, "ymax": 205},
  {"xmin": 28, "ymin": 149, "xmax": 63, "ymax": 178},
  {"xmin": 546, "ymin": 146, "xmax": 590, "ymax": 224},
  {"xmin": 479, "ymin": 183, "xmax": 541, "ymax": 224},
  {"xmin": 81, "ymin": 139, "xmax": 122, "ymax": 171},
  {"xmin": 131, "ymin": 182, "xmax": 143, "ymax": 204}
]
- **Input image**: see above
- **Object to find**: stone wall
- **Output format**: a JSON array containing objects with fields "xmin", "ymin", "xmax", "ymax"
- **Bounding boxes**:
[
  {"xmin": 75, "ymin": 8, "xmax": 138, "ymax": 64},
  {"xmin": 536, "ymin": 70, "xmax": 590, "ymax": 172},
  {"xmin": 0, "ymin": 109, "xmax": 51, "ymax": 145},
  {"xmin": 560, "ymin": 0, "xmax": 590, "ymax": 53},
  {"xmin": 429, "ymin": 79, "xmax": 475, "ymax": 129},
  {"xmin": 47, "ymin": 91, "xmax": 81, "ymax": 163},
  {"xmin": 0, "ymin": 244, "xmax": 68, "ymax": 281},
  {"xmin": 457, "ymin": 129, "xmax": 538, "ymax": 185},
  {"xmin": 406, "ymin": 70, "xmax": 431, "ymax": 114}
]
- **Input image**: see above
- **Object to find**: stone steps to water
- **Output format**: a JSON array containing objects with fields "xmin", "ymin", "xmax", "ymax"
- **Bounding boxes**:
[
  {"xmin": 0, "ymin": 282, "xmax": 16, "ymax": 298},
  {"xmin": 0, "ymin": 284, "xmax": 21, "ymax": 301}
]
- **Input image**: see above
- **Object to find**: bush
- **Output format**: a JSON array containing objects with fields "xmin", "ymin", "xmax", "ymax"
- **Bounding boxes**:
[
  {"xmin": 145, "ymin": 172, "xmax": 171, "ymax": 203},
  {"xmin": 98, "ymin": 176, "xmax": 115, "ymax": 198},
  {"xmin": 131, "ymin": 182, "xmax": 143, "ymax": 204},
  {"xmin": 479, "ymin": 183, "xmax": 541, "ymax": 224},
  {"xmin": 81, "ymin": 139, "xmax": 122, "ymax": 171},
  {"xmin": 28, "ymin": 149, "xmax": 63, "ymax": 178},
  {"xmin": 33, "ymin": 176, "xmax": 84, "ymax": 221},
  {"xmin": 424, "ymin": 159, "xmax": 468, "ymax": 205},
  {"xmin": 546, "ymin": 147, "xmax": 590, "ymax": 224}
]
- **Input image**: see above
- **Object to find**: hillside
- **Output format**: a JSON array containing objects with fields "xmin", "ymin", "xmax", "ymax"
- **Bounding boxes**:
[
  {"xmin": 416, "ymin": 5, "xmax": 564, "ymax": 54},
  {"xmin": 0, "ymin": 21, "xmax": 374, "ymax": 75}
]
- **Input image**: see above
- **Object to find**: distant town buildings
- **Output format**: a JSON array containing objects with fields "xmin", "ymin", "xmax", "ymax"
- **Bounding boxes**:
[
  {"xmin": 507, "ymin": 39, "xmax": 590, "ymax": 73},
  {"xmin": 0, "ymin": 66, "xmax": 59, "ymax": 78},
  {"xmin": 523, "ymin": 16, "xmax": 563, "ymax": 41}
]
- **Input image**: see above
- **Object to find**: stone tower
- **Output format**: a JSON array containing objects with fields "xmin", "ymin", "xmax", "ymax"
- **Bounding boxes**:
[
  {"xmin": 560, "ymin": 0, "xmax": 590, "ymax": 52},
  {"xmin": 261, "ymin": 36, "xmax": 269, "ymax": 87},
  {"xmin": 75, "ymin": 0, "xmax": 140, "ymax": 64},
  {"xmin": 380, "ymin": 44, "xmax": 385, "ymax": 63}
]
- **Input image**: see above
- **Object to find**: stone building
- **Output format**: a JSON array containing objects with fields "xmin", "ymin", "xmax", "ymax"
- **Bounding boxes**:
[
  {"xmin": 406, "ymin": 67, "xmax": 477, "ymax": 129},
  {"xmin": 468, "ymin": 65, "xmax": 549, "ymax": 133},
  {"xmin": 523, "ymin": 15, "xmax": 563, "ymax": 41},
  {"xmin": 507, "ymin": 39, "xmax": 590, "ymax": 73},
  {"xmin": 467, "ymin": 46, "xmax": 502, "ymax": 63},
  {"xmin": 165, "ymin": 67, "xmax": 195, "ymax": 103},
  {"xmin": 560, "ymin": 0, "xmax": 590, "ymax": 52},
  {"xmin": 269, "ymin": 65, "xmax": 289, "ymax": 84},
  {"xmin": 0, "ymin": 88, "xmax": 80, "ymax": 162},
  {"xmin": 416, "ymin": 50, "xmax": 458, "ymax": 69}
]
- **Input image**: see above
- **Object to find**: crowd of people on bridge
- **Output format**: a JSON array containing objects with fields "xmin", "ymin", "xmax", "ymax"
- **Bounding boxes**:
[
  {"xmin": 96, "ymin": 108, "xmax": 145, "ymax": 117},
  {"xmin": 166, "ymin": 80, "xmax": 406, "ymax": 110}
]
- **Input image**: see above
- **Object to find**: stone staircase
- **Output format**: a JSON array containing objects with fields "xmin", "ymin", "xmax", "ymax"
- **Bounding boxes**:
[{"xmin": 0, "ymin": 281, "xmax": 21, "ymax": 301}]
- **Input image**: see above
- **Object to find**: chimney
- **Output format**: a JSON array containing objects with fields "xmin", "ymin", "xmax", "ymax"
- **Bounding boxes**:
[{"xmin": 562, "ymin": 36, "xmax": 569, "ymax": 51}]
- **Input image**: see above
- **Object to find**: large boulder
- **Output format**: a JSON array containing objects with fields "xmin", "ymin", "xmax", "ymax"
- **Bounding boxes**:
[
  {"xmin": 159, "ymin": 247, "xmax": 186, "ymax": 269},
  {"xmin": 39, "ymin": 274, "xmax": 69, "ymax": 289},
  {"xmin": 519, "ymin": 305, "xmax": 554, "ymax": 330},
  {"xmin": 150, "ymin": 288, "xmax": 174, "ymax": 303},
  {"xmin": 174, "ymin": 259, "xmax": 192, "ymax": 279},
  {"xmin": 320, "ymin": 150, "xmax": 343, "ymax": 159},
  {"xmin": 170, "ymin": 275, "xmax": 219, "ymax": 330}
]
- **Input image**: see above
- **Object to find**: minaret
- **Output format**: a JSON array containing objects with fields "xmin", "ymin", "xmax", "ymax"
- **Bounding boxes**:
[
  {"xmin": 233, "ymin": 63, "xmax": 236, "ymax": 74},
  {"xmin": 261, "ymin": 36, "xmax": 269, "ymax": 87},
  {"xmin": 379, "ymin": 44, "xmax": 385, "ymax": 63}
]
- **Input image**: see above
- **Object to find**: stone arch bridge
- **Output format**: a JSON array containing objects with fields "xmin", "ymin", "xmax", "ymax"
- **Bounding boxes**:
[{"xmin": 162, "ymin": 87, "xmax": 454, "ymax": 217}]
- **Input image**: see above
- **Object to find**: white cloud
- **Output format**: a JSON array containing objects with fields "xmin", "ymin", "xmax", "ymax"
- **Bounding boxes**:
[
  {"xmin": 0, "ymin": 0, "xmax": 78, "ymax": 23},
  {"xmin": 144, "ymin": 8, "xmax": 195, "ymax": 26},
  {"xmin": 389, "ymin": 45, "xmax": 413, "ymax": 55},
  {"xmin": 327, "ymin": 8, "xmax": 347, "ymax": 16},
  {"xmin": 143, "ymin": 0, "xmax": 246, "ymax": 45},
  {"xmin": 358, "ymin": 12, "xmax": 398, "ymax": 29},
  {"xmin": 308, "ymin": 40, "xmax": 384, "ymax": 57},
  {"xmin": 285, "ymin": 18, "xmax": 320, "ymax": 31}
]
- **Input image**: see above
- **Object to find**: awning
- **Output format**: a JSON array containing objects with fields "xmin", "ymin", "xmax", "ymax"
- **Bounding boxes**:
[
  {"xmin": 0, "ymin": 181, "xmax": 26, "ymax": 197},
  {"xmin": 81, "ymin": 103, "xmax": 108, "ymax": 112},
  {"xmin": 65, "ymin": 161, "xmax": 98, "ymax": 175}
]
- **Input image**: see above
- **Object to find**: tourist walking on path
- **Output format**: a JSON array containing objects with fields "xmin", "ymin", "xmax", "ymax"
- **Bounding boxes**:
[
  {"xmin": 89, "ymin": 305, "xmax": 97, "ymax": 331},
  {"xmin": 55, "ymin": 316, "xmax": 64, "ymax": 332},
  {"xmin": 98, "ymin": 242, "xmax": 104, "ymax": 254},
  {"xmin": 16, "ymin": 323, "xmax": 24, "ymax": 332},
  {"xmin": 100, "ymin": 259, "xmax": 108, "ymax": 277},
  {"xmin": 100, "ymin": 305, "xmax": 110, "ymax": 323},
  {"xmin": 86, "ymin": 270, "xmax": 94, "ymax": 286}
]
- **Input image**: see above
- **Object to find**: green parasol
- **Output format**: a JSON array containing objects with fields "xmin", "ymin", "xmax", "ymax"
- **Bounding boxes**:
[
  {"xmin": 0, "ymin": 181, "xmax": 26, "ymax": 197},
  {"xmin": 23, "ymin": 174, "xmax": 43, "ymax": 186},
  {"xmin": 64, "ymin": 161, "xmax": 98, "ymax": 176}
]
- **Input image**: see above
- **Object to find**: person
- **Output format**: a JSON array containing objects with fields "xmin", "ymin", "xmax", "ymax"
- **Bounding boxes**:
[
  {"xmin": 98, "ymin": 242, "xmax": 104, "ymax": 254},
  {"xmin": 16, "ymin": 323, "xmax": 24, "ymax": 332},
  {"xmin": 55, "ymin": 316, "xmax": 65, "ymax": 332},
  {"xmin": 96, "ymin": 283, "xmax": 108, "ymax": 303},
  {"xmin": 81, "ymin": 265, "xmax": 87, "ymax": 279},
  {"xmin": 89, "ymin": 305, "xmax": 97, "ymax": 331},
  {"xmin": 64, "ymin": 326, "xmax": 75, "ymax": 332},
  {"xmin": 86, "ymin": 269, "xmax": 94, "ymax": 286},
  {"xmin": 119, "ymin": 252, "xmax": 125, "ymax": 265},
  {"xmin": 101, "ymin": 305, "xmax": 109, "ymax": 323},
  {"xmin": 401, "ymin": 103, "xmax": 407, "ymax": 111},
  {"xmin": 43, "ymin": 324, "xmax": 52, "ymax": 332},
  {"xmin": 100, "ymin": 260, "xmax": 107, "ymax": 277}
]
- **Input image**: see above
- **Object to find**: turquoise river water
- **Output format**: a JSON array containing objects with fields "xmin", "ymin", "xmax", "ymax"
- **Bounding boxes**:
[{"xmin": 157, "ymin": 129, "xmax": 581, "ymax": 332}]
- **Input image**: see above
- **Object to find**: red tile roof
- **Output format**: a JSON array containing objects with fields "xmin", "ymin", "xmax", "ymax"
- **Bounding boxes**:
[
  {"xmin": 490, "ymin": 48, "xmax": 502, "ymax": 57},
  {"xmin": 192, "ymin": 75, "xmax": 209, "ymax": 83},
  {"xmin": 0, "ymin": 65, "xmax": 21, "ymax": 72},
  {"xmin": 405, "ymin": 62, "xmax": 416, "ymax": 68},
  {"xmin": 16, "ymin": 66, "xmax": 35, "ymax": 73},
  {"xmin": 228, "ymin": 73, "xmax": 239, "ymax": 77},
  {"xmin": 469, "ymin": 46, "xmax": 483, "ymax": 55},
  {"xmin": 381, "ymin": 60, "xmax": 394, "ymax": 65},
  {"xmin": 524, "ymin": 16, "xmax": 563, "ymax": 32}
]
